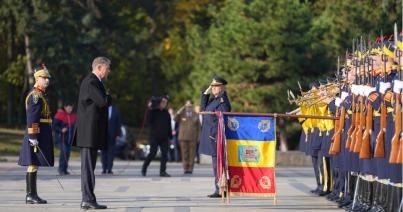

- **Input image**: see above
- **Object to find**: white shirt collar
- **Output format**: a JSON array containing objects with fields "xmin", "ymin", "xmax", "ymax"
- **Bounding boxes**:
[
  {"xmin": 108, "ymin": 106, "xmax": 112, "ymax": 119},
  {"xmin": 92, "ymin": 72, "xmax": 102, "ymax": 82}
]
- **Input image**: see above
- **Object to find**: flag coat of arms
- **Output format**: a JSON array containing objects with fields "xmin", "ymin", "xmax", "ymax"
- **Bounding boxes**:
[{"xmin": 218, "ymin": 114, "xmax": 277, "ymax": 197}]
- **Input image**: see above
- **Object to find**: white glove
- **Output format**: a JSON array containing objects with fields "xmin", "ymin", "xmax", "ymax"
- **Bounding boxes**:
[
  {"xmin": 29, "ymin": 139, "xmax": 38, "ymax": 146},
  {"xmin": 335, "ymin": 97, "xmax": 342, "ymax": 107},
  {"xmin": 357, "ymin": 85, "xmax": 363, "ymax": 96},
  {"xmin": 362, "ymin": 85, "xmax": 369, "ymax": 97},
  {"xmin": 341, "ymin": 91, "xmax": 349, "ymax": 101},
  {"xmin": 379, "ymin": 82, "xmax": 391, "ymax": 94},
  {"xmin": 351, "ymin": 84, "xmax": 357, "ymax": 95},
  {"xmin": 393, "ymin": 80, "xmax": 403, "ymax": 93},
  {"xmin": 367, "ymin": 86, "xmax": 376, "ymax": 96},
  {"xmin": 203, "ymin": 86, "xmax": 212, "ymax": 95}
]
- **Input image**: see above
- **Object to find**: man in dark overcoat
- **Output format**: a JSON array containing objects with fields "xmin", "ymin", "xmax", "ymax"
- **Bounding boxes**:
[{"xmin": 72, "ymin": 57, "xmax": 112, "ymax": 210}]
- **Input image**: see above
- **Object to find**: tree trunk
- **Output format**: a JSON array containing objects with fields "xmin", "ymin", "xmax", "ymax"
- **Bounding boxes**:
[
  {"xmin": 279, "ymin": 119, "xmax": 288, "ymax": 152},
  {"xmin": 6, "ymin": 16, "xmax": 15, "ymax": 127},
  {"xmin": 25, "ymin": 34, "xmax": 34, "ymax": 87},
  {"xmin": 7, "ymin": 85, "xmax": 14, "ymax": 127}
]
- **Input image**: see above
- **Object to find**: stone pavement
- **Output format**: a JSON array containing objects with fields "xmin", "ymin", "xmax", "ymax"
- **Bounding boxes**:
[{"xmin": 0, "ymin": 158, "xmax": 343, "ymax": 212}]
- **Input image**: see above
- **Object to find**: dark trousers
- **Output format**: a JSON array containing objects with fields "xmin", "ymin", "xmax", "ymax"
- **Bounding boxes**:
[
  {"xmin": 101, "ymin": 139, "xmax": 115, "ymax": 172},
  {"xmin": 312, "ymin": 156, "xmax": 321, "ymax": 188},
  {"xmin": 58, "ymin": 137, "xmax": 71, "ymax": 173},
  {"xmin": 80, "ymin": 148, "xmax": 97, "ymax": 203},
  {"xmin": 142, "ymin": 137, "xmax": 168, "ymax": 173},
  {"xmin": 212, "ymin": 155, "xmax": 219, "ymax": 193}
]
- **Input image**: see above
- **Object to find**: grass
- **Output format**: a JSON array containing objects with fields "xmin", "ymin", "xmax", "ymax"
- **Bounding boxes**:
[
  {"xmin": 0, "ymin": 134, "xmax": 23, "ymax": 155},
  {"xmin": 0, "ymin": 131, "xmax": 80, "ymax": 158}
]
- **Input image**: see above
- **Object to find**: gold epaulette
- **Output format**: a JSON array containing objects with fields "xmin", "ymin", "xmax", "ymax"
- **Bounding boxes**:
[
  {"xmin": 387, "ymin": 107, "xmax": 394, "ymax": 113},
  {"xmin": 25, "ymin": 89, "xmax": 43, "ymax": 109},
  {"xmin": 373, "ymin": 110, "xmax": 381, "ymax": 117}
]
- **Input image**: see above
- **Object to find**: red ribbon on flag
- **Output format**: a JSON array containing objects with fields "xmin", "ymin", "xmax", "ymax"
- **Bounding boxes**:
[{"xmin": 216, "ymin": 111, "xmax": 228, "ymax": 199}]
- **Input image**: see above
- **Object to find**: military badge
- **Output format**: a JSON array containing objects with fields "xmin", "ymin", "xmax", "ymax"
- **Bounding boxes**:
[
  {"xmin": 220, "ymin": 97, "xmax": 224, "ymax": 103},
  {"xmin": 258, "ymin": 120, "xmax": 271, "ymax": 132},
  {"xmin": 32, "ymin": 93, "xmax": 39, "ymax": 104},
  {"xmin": 227, "ymin": 118, "xmax": 240, "ymax": 131},
  {"xmin": 259, "ymin": 176, "xmax": 272, "ymax": 190},
  {"xmin": 238, "ymin": 145, "xmax": 260, "ymax": 162},
  {"xmin": 230, "ymin": 175, "xmax": 242, "ymax": 189}
]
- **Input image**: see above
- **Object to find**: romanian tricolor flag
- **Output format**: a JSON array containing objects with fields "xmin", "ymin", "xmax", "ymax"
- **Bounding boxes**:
[{"xmin": 221, "ymin": 114, "xmax": 277, "ymax": 198}]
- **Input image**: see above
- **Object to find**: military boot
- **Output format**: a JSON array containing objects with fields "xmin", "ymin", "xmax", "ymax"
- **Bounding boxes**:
[{"xmin": 26, "ymin": 172, "xmax": 47, "ymax": 204}]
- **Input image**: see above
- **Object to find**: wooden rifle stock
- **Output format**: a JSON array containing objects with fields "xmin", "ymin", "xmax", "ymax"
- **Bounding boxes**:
[
  {"xmin": 374, "ymin": 101, "xmax": 387, "ymax": 158},
  {"xmin": 330, "ymin": 106, "xmax": 345, "ymax": 155},
  {"xmin": 360, "ymin": 101, "xmax": 373, "ymax": 159},
  {"xmin": 389, "ymin": 94, "xmax": 401, "ymax": 163},
  {"xmin": 349, "ymin": 99, "xmax": 359, "ymax": 151},
  {"xmin": 353, "ymin": 96, "xmax": 365, "ymax": 153},
  {"xmin": 346, "ymin": 95, "xmax": 356, "ymax": 150},
  {"xmin": 329, "ymin": 106, "xmax": 339, "ymax": 155},
  {"xmin": 397, "ymin": 136, "xmax": 403, "ymax": 164}
]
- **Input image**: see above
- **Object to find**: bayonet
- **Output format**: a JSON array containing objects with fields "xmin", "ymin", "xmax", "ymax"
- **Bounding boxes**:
[
  {"xmin": 298, "ymin": 81, "xmax": 303, "ymax": 93},
  {"xmin": 359, "ymin": 35, "xmax": 365, "ymax": 84},
  {"xmin": 381, "ymin": 30, "xmax": 387, "ymax": 83}
]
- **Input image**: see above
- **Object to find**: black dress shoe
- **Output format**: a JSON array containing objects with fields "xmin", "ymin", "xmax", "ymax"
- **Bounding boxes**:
[
  {"xmin": 326, "ymin": 192, "xmax": 336, "ymax": 200},
  {"xmin": 107, "ymin": 170, "xmax": 114, "ymax": 175},
  {"xmin": 101, "ymin": 171, "xmax": 107, "ymax": 175},
  {"xmin": 160, "ymin": 172, "xmax": 171, "ymax": 177},
  {"xmin": 184, "ymin": 171, "xmax": 193, "ymax": 174},
  {"xmin": 81, "ymin": 201, "xmax": 107, "ymax": 210},
  {"xmin": 310, "ymin": 188, "xmax": 320, "ymax": 194},
  {"xmin": 207, "ymin": 193, "xmax": 222, "ymax": 198},
  {"xmin": 338, "ymin": 201, "xmax": 351, "ymax": 208},
  {"xmin": 26, "ymin": 194, "xmax": 47, "ymax": 204},
  {"xmin": 318, "ymin": 191, "xmax": 331, "ymax": 196}
]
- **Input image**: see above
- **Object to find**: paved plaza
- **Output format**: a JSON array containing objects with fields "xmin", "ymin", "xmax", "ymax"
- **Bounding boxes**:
[{"xmin": 0, "ymin": 158, "xmax": 343, "ymax": 212}]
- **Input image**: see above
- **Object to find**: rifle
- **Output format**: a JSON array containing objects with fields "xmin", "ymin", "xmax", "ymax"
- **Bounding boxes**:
[
  {"xmin": 389, "ymin": 93, "xmax": 401, "ymax": 163},
  {"xmin": 374, "ymin": 32, "xmax": 388, "ymax": 157},
  {"xmin": 359, "ymin": 38, "xmax": 373, "ymax": 159},
  {"xmin": 346, "ymin": 91, "xmax": 356, "ymax": 150},
  {"xmin": 353, "ymin": 94, "xmax": 365, "ymax": 153},
  {"xmin": 349, "ymin": 40, "xmax": 359, "ymax": 151},
  {"xmin": 389, "ymin": 23, "xmax": 402, "ymax": 163},
  {"xmin": 330, "ymin": 57, "xmax": 344, "ymax": 155},
  {"xmin": 354, "ymin": 38, "xmax": 365, "ymax": 153}
]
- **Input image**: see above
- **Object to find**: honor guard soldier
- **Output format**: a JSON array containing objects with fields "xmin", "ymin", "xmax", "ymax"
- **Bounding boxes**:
[
  {"xmin": 18, "ymin": 65, "xmax": 54, "ymax": 204},
  {"xmin": 199, "ymin": 76, "xmax": 231, "ymax": 198}
]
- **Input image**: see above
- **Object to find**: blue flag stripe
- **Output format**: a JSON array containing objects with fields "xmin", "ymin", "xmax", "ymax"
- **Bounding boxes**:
[{"xmin": 224, "ymin": 115, "xmax": 275, "ymax": 141}]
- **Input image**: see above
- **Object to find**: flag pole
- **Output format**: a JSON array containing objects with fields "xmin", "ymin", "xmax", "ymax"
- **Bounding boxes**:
[{"xmin": 199, "ymin": 111, "xmax": 338, "ymax": 120}]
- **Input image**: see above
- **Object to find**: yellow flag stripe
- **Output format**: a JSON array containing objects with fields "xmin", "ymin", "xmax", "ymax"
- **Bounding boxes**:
[{"xmin": 227, "ymin": 139, "xmax": 276, "ymax": 167}]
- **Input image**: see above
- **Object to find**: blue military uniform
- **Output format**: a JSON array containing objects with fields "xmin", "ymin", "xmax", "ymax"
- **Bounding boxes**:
[
  {"xmin": 18, "ymin": 65, "xmax": 53, "ymax": 205},
  {"xmin": 18, "ymin": 87, "xmax": 54, "ymax": 167},
  {"xmin": 199, "ymin": 76, "xmax": 231, "ymax": 197}
]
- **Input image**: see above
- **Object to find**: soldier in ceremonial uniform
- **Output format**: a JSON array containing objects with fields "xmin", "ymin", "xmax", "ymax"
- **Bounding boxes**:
[
  {"xmin": 306, "ymin": 82, "xmax": 324, "ymax": 194},
  {"xmin": 199, "ymin": 76, "xmax": 231, "ymax": 198},
  {"xmin": 18, "ymin": 65, "xmax": 53, "ymax": 204}
]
